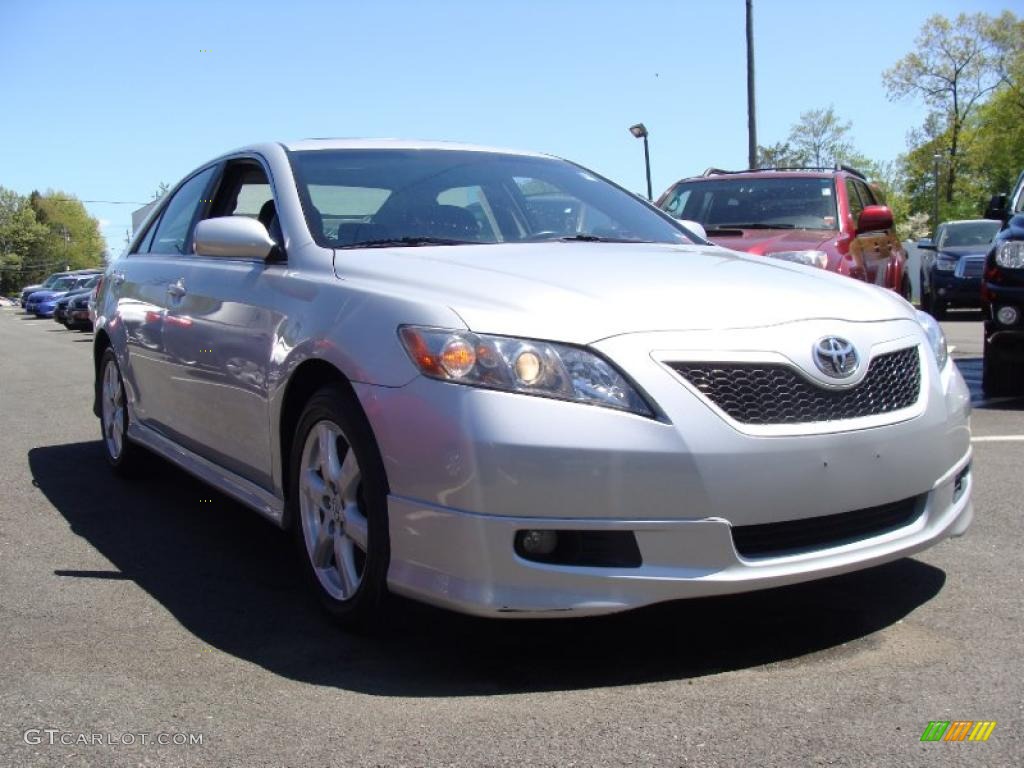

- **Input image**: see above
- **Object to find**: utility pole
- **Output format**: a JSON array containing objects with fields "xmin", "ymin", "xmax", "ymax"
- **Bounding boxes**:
[
  {"xmin": 746, "ymin": 0, "xmax": 757, "ymax": 169},
  {"xmin": 933, "ymin": 153, "xmax": 942, "ymax": 234}
]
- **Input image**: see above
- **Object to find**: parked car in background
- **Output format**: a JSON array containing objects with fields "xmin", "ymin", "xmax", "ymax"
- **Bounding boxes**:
[
  {"xmin": 25, "ymin": 272, "xmax": 99, "ymax": 317},
  {"xmin": 918, "ymin": 220, "xmax": 1002, "ymax": 318},
  {"xmin": 981, "ymin": 170, "xmax": 1024, "ymax": 396},
  {"xmin": 53, "ymin": 275, "xmax": 101, "ymax": 326},
  {"xmin": 656, "ymin": 166, "xmax": 911, "ymax": 298},
  {"xmin": 20, "ymin": 272, "xmax": 64, "ymax": 307},
  {"xmin": 93, "ymin": 139, "xmax": 971, "ymax": 628},
  {"xmin": 66, "ymin": 290, "xmax": 94, "ymax": 331}
]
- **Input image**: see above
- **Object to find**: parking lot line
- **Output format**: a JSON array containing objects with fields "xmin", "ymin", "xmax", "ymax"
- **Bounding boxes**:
[{"xmin": 970, "ymin": 435, "xmax": 1024, "ymax": 442}]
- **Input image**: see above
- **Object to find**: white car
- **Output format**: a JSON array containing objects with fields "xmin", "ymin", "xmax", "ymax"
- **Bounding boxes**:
[{"xmin": 93, "ymin": 140, "xmax": 973, "ymax": 625}]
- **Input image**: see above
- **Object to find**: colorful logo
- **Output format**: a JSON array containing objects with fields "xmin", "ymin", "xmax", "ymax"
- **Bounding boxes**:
[{"xmin": 920, "ymin": 721, "xmax": 996, "ymax": 742}]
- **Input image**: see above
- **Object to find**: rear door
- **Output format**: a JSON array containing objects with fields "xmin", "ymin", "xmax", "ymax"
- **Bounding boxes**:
[{"xmin": 116, "ymin": 166, "xmax": 217, "ymax": 438}]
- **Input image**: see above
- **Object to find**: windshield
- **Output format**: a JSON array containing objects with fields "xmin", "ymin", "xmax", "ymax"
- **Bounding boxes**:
[
  {"xmin": 938, "ymin": 221, "xmax": 1001, "ymax": 248},
  {"xmin": 288, "ymin": 149, "xmax": 694, "ymax": 248},
  {"xmin": 659, "ymin": 177, "xmax": 839, "ymax": 231},
  {"xmin": 51, "ymin": 277, "xmax": 77, "ymax": 291},
  {"xmin": 42, "ymin": 274, "xmax": 61, "ymax": 288}
]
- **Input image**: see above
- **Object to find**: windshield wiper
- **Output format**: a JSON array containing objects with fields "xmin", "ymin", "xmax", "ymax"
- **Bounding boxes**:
[
  {"xmin": 714, "ymin": 222, "xmax": 796, "ymax": 230},
  {"xmin": 338, "ymin": 236, "xmax": 478, "ymax": 249},
  {"xmin": 527, "ymin": 234, "xmax": 655, "ymax": 244}
]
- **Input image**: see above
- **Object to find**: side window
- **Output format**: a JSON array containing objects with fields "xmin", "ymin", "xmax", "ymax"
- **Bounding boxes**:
[
  {"xmin": 437, "ymin": 185, "xmax": 498, "ymax": 241},
  {"xmin": 206, "ymin": 161, "xmax": 283, "ymax": 247},
  {"xmin": 855, "ymin": 180, "xmax": 876, "ymax": 207},
  {"xmin": 149, "ymin": 167, "xmax": 217, "ymax": 254},
  {"xmin": 137, "ymin": 218, "xmax": 159, "ymax": 253},
  {"xmin": 845, "ymin": 179, "xmax": 864, "ymax": 223},
  {"xmin": 662, "ymin": 187, "xmax": 691, "ymax": 217}
]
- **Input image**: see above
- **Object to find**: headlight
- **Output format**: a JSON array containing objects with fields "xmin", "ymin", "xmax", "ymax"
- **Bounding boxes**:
[
  {"xmin": 399, "ymin": 326, "xmax": 653, "ymax": 416},
  {"xmin": 916, "ymin": 310, "xmax": 948, "ymax": 370},
  {"xmin": 934, "ymin": 258, "xmax": 957, "ymax": 272},
  {"xmin": 995, "ymin": 241, "xmax": 1024, "ymax": 269},
  {"xmin": 766, "ymin": 250, "xmax": 829, "ymax": 269}
]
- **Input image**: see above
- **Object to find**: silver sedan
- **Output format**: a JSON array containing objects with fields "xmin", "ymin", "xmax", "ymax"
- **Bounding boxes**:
[{"xmin": 92, "ymin": 140, "xmax": 973, "ymax": 626}]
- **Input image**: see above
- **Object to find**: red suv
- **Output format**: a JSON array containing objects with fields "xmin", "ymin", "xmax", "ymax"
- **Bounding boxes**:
[{"xmin": 656, "ymin": 167, "xmax": 911, "ymax": 297}]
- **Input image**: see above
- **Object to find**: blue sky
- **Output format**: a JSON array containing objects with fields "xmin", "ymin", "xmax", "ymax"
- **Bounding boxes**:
[{"xmin": 0, "ymin": 0, "xmax": 1012, "ymax": 254}]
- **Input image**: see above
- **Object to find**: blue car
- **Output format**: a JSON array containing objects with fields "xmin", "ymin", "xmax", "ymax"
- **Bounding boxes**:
[{"xmin": 25, "ymin": 274, "xmax": 97, "ymax": 317}]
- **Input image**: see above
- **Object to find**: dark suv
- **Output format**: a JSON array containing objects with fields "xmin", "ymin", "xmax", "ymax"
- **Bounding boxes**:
[
  {"xmin": 656, "ymin": 166, "xmax": 910, "ymax": 297},
  {"xmin": 981, "ymin": 170, "xmax": 1024, "ymax": 396}
]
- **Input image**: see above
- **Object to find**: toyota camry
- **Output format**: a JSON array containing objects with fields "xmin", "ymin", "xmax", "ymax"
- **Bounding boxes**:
[{"xmin": 92, "ymin": 140, "xmax": 973, "ymax": 626}]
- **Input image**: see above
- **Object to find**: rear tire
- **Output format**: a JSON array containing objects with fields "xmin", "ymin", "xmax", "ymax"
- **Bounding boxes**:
[
  {"xmin": 982, "ymin": 338, "xmax": 1022, "ymax": 397},
  {"xmin": 98, "ymin": 348, "xmax": 143, "ymax": 475},
  {"xmin": 288, "ymin": 383, "xmax": 390, "ymax": 629}
]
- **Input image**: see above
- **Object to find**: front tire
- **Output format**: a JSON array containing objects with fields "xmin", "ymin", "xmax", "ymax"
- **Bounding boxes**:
[
  {"xmin": 288, "ymin": 384, "xmax": 390, "ymax": 628},
  {"xmin": 98, "ymin": 348, "xmax": 142, "ymax": 475}
]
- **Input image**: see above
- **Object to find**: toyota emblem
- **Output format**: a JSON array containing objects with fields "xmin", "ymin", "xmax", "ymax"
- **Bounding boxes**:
[{"xmin": 813, "ymin": 336, "xmax": 859, "ymax": 378}]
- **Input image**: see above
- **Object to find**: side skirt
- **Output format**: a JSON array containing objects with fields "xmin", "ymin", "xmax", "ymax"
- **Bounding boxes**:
[{"xmin": 126, "ymin": 421, "xmax": 285, "ymax": 527}]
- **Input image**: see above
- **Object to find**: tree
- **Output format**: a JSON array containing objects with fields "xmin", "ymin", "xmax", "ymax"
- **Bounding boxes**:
[
  {"xmin": 985, "ymin": 11, "xmax": 1024, "ymax": 116},
  {"xmin": 0, "ymin": 187, "xmax": 48, "ymax": 294},
  {"xmin": 755, "ymin": 141, "xmax": 806, "ymax": 169},
  {"xmin": 151, "ymin": 182, "xmax": 170, "ymax": 201},
  {"xmin": 27, "ymin": 191, "xmax": 105, "ymax": 274},
  {"xmin": 883, "ymin": 14, "xmax": 1000, "ymax": 204},
  {"xmin": 786, "ymin": 106, "xmax": 855, "ymax": 168}
]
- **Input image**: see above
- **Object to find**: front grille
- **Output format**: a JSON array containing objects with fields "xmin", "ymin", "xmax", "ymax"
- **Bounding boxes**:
[
  {"xmin": 958, "ymin": 256, "xmax": 985, "ymax": 279},
  {"xmin": 669, "ymin": 346, "xmax": 920, "ymax": 425},
  {"xmin": 732, "ymin": 495, "xmax": 924, "ymax": 558}
]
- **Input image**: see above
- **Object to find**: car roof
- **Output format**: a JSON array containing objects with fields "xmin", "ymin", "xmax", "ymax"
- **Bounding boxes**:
[
  {"xmin": 940, "ymin": 219, "xmax": 1000, "ymax": 226},
  {"xmin": 278, "ymin": 137, "xmax": 549, "ymax": 158},
  {"xmin": 676, "ymin": 169, "xmax": 838, "ymax": 183}
]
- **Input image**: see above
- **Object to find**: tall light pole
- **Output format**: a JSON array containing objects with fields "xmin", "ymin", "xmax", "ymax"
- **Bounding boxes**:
[
  {"xmin": 746, "ymin": 0, "xmax": 757, "ymax": 169},
  {"xmin": 933, "ymin": 152, "xmax": 942, "ymax": 234},
  {"xmin": 629, "ymin": 123, "xmax": 653, "ymax": 200}
]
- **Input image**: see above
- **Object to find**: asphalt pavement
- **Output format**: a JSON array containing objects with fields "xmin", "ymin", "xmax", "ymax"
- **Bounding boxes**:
[{"xmin": 1, "ymin": 306, "xmax": 1021, "ymax": 768}]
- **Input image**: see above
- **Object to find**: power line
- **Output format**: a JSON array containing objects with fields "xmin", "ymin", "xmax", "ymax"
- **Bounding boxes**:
[{"xmin": 44, "ymin": 198, "xmax": 150, "ymax": 205}]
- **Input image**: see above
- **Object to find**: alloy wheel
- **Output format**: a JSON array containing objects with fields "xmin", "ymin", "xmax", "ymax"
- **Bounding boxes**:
[{"xmin": 298, "ymin": 420, "xmax": 369, "ymax": 601}]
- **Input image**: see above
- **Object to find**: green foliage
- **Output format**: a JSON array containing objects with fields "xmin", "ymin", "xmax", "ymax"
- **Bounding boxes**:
[
  {"xmin": 786, "ymin": 106, "xmax": 855, "ymax": 168},
  {"xmin": 885, "ymin": 11, "xmax": 1023, "ymax": 231},
  {"xmin": 0, "ymin": 187, "xmax": 49, "ymax": 294},
  {"xmin": 0, "ymin": 189, "xmax": 105, "ymax": 294}
]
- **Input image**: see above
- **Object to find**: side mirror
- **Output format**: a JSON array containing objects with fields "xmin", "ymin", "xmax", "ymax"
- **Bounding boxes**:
[
  {"xmin": 984, "ymin": 193, "xmax": 1008, "ymax": 222},
  {"xmin": 194, "ymin": 216, "xmax": 279, "ymax": 260},
  {"xmin": 916, "ymin": 238, "xmax": 936, "ymax": 251},
  {"xmin": 678, "ymin": 219, "xmax": 707, "ymax": 241},
  {"xmin": 856, "ymin": 205, "xmax": 894, "ymax": 234}
]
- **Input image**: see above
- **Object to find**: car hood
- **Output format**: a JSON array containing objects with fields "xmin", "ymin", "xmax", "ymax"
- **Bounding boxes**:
[
  {"xmin": 705, "ymin": 228, "xmax": 834, "ymax": 255},
  {"xmin": 30, "ymin": 290, "xmax": 68, "ymax": 301},
  {"xmin": 936, "ymin": 245, "xmax": 991, "ymax": 259},
  {"xmin": 334, "ymin": 242, "xmax": 914, "ymax": 343}
]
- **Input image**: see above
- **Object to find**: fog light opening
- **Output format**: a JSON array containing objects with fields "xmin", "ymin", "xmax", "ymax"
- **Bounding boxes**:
[
  {"xmin": 516, "ymin": 529, "xmax": 558, "ymax": 556},
  {"xmin": 996, "ymin": 305, "xmax": 1019, "ymax": 326},
  {"xmin": 954, "ymin": 463, "xmax": 970, "ymax": 502}
]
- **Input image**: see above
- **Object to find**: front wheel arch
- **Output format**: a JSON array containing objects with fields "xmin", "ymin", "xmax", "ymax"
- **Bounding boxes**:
[{"xmin": 278, "ymin": 360, "xmax": 376, "ymax": 529}]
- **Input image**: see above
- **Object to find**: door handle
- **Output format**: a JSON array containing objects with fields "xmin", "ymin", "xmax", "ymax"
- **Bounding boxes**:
[{"xmin": 167, "ymin": 278, "xmax": 187, "ymax": 298}]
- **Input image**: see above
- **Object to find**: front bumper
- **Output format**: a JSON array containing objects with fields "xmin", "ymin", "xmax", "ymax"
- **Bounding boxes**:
[
  {"xmin": 932, "ymin": 271, "xmax": 981, "ymax": 306},
  {"xmin": 34, "ymin": 302, "xmax": 57, "ymax": 317},
  {"xmin": 384, "ymin": 451, "xmax": 971, "ymax": 617},
  {"xmin": 356, "ymin": 319, "xmax": 973, "ymax": 617}
]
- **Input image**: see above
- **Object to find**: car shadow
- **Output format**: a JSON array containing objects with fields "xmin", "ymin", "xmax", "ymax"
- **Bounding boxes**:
[
  {"xmin": 29, "ymin": 441, "xmax": 947, "ymax": 697},
  {"xmin": 941, "ymin": 309, "xmax": 985, "ymax": 323},
  {"xmin": 954, "ymin": 356, "xmax": 1024, "ymax": 410}
]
